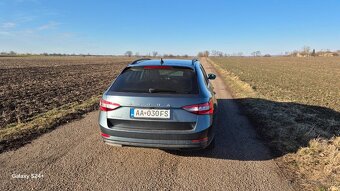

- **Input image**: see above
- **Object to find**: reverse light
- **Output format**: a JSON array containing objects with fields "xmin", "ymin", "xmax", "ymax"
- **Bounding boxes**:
[
  {"xmin": 182, "ymin": 100, "xmax": 214, "ymax": 115},
  {"xmin": 99, "ymin": 99, "xmax": 120, "ymax": 111}
]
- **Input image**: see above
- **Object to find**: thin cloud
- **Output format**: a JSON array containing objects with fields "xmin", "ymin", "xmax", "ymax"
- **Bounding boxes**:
[
  {"xmin": 0, "ymin": 31, "xmax": 12, "ymax": 36},
  {"xmin": 59, "ymin": 32, "xmax": 74, "ymax": 38},
  {"xmin": 16, "ymin": 16, "xmax": 36, "ymax": 23},
  {"xmin": 37, "ymin": 21, "xmax": 60, "ymax": 30},
  {"xmin": 14, "ymin": 0, "xmax": 40, "ymax": 3},
  {"xmin": 1, "ymin": 22, "xmax": 16, "ymax": 29}
]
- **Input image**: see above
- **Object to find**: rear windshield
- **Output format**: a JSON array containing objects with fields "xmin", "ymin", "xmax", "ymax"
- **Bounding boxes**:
[{"xmin": 109, "ymin": 66, "xmax": 199, "ymax": 94}]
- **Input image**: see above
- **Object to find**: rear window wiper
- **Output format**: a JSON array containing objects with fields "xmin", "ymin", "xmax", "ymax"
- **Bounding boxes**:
[{"xmin": 148, "ymin": 88, "xmax": 178, "ymax": 93}]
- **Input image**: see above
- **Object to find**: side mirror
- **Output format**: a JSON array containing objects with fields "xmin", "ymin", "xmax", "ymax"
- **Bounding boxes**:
[{"xmin": 207, "ymin": 73, "xmax": 216, "ymax": 80}]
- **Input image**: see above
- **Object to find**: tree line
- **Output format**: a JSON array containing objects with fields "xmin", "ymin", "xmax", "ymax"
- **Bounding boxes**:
[
  {"xmin": 197, "ymin": 50, "xmax": 263, "ymax": 57},
  {"xmin": 2, "ymin": 47, "xmax": 339, "ymax": 58},
  {"xmin": 197, "ymin": 47, "xmax": 340, "ymax": 58},
  {"xmin": 285, "ymin": 46, "xmax": 339, "ymax": 57},
  {"xmin": 124, "ymin": 51, "xmax": 189, "ymax": 58},
  {"xmin": 0, "ymin": 51, "xmax": 97, "ymax": 57}
]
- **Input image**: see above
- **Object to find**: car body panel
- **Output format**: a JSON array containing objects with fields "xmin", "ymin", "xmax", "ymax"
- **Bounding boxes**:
[{"xmin": 98, "ymin": 59, "xmax": 217, "ymax": 150}]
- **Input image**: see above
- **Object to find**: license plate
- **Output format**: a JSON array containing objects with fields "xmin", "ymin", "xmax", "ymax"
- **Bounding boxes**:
[{"xmin": 130, "ymin": 108, "xmax": 170, "ymax": 119}]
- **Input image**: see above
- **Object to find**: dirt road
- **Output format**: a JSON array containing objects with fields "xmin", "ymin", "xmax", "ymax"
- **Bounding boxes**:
[{"xmin": 0, "ymin": 58, "xmax": 294, "ymax": 191}]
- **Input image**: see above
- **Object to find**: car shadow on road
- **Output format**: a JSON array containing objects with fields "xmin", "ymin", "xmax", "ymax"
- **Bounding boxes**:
[{"xmin": 166, "ymin": 98, "xmax": 339, "ymax": 161}]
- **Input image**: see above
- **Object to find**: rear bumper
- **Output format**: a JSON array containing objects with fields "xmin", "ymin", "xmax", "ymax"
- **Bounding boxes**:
[{"xmin": 99, "ymin": 125, "xmax": 214, "ymax": 149}]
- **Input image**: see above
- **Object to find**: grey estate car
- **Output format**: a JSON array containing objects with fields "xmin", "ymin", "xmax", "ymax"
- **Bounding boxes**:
[{"xmin": 98, "ymin": 58, "xmax": 217, "ymax": 149}]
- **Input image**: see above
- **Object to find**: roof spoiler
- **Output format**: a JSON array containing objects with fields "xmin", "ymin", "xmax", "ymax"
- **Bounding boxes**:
[{"xmin": 130, "ymin": 58, "xmax": 151, "ymax": 65}]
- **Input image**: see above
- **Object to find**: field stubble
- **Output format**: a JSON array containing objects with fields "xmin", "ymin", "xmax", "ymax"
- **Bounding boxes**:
[{"xmin": 210, "ymin": 57, "xmax": 340, "ymax": 190}]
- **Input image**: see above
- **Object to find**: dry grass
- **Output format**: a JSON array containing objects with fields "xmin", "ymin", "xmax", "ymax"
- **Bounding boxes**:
[
  {"xmin": 284, "ymin": 137, "xmax": 340, "ymax": 191},
  {"xmin": 209, "ymin": 57, "xmax": 340, "ymax": 190},
  {"xmin": 0, "ymin": 96, "xmax": 100, "ymax": 152}
]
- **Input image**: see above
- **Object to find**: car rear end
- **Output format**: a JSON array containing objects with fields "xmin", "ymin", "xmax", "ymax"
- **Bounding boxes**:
[{"xmin": 98, "ymin": 60, "xmax": 216, "ymax": 149}]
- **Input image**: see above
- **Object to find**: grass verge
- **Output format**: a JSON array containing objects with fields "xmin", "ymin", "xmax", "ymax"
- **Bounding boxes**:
[
  {"xmin": 0, "ymin": 95, "xmax": 100, "ymax": 153},
  {"xmin": 208, "ymin": 58, "xmax": 340, "ymax": 191}
]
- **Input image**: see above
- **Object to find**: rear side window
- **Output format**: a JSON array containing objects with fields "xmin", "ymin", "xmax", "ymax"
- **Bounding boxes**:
[
  {"xmin": 109, "ymin": 66, "xmax": 199, "ymax": 94},
  {"xmin": 199, "ymin": 65, "xmax": 209, "ymax": 86}
]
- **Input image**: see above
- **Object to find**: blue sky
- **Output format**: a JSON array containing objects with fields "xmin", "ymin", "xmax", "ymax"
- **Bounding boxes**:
[{"xmin": 0, "ymin": 0, "xmax": 339, "ymax": 55}]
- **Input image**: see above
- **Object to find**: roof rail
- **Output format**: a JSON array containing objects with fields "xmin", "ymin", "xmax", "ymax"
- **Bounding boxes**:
[
  {"xmin": 130, "ymin": 58, "xmax": 151, "ymax": 65},
  {"xmin": 192, "ymin": 58, "xmax": 198, "ymax": 65}
]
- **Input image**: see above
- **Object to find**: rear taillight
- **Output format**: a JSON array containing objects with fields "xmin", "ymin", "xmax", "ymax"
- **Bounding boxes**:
[
  {"xmin": 99, "ymin": 99, "xmax": 120, "ymax": 111},
  {"xmin": 182, "ymin": 100, "xmax": 214, "ymax": 115}
]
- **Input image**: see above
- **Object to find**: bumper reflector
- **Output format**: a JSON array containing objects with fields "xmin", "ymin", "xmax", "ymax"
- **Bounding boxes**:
[
  {"xmin": 101, "ymin": 132, "xmax": 110, "ymax": 138},
  {"xmin": 191, "ymin": 137, "xmax": 208, "ymax": 143}
]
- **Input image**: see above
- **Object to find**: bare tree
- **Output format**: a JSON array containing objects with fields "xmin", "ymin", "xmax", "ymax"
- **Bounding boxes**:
[
  {"xmin": 125, "ymin": 51, "xmax": 133, "ymax": 57},
  {"xmin": 255, "ymin": 51, "xmax": 261, "ymax": 56},
  {"xmin": 211, "ymin": 50, "xmax": 223, "ymax": 57},
  {"xmin": 9, "ymin": 51, "xmax": 17, "ymax": 55},
  {"xmin": 197, "ymin": 51, "xmax": 210, "ymax": 57},
  {"xmin": 203, "ymin": 50, "xmax": 210, "ymax": 57},
  {"xmin": 302, "ymin": 46, "xmax": 310, "ymax": 54},
  {"xmin": 152, "ymin": 51, "xmax": 158, "ymax": 57},
  {"xmin": 251, "ymin": 51, "xmax": 261, "ymax": 57},
  {"xmin": 311, "ymin": 49, "xmax": 316, "ymax": 57}
]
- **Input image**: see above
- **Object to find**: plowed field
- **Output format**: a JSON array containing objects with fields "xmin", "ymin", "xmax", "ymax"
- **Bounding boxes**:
[{"xmin": 0, "ymin": 56, "xmax": 130, "ymax": 129}]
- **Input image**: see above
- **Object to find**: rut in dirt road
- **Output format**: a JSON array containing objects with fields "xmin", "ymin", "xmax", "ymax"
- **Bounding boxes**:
[{"xmin": 0, "ymin": 58, "xmax": 294, "ymax": 191}]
